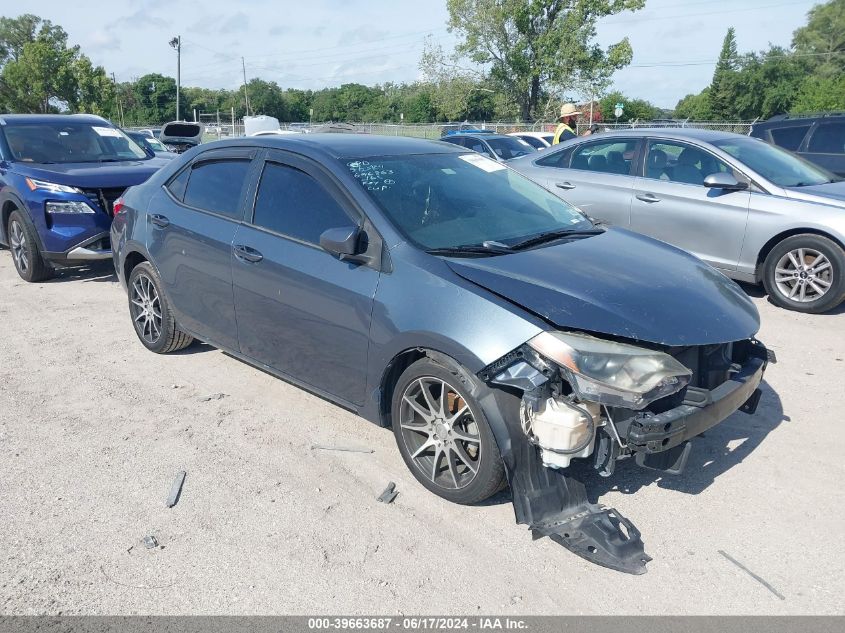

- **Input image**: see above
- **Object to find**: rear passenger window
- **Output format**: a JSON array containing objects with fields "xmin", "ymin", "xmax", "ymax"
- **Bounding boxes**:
[
  {"xmin": 536, "ymin": 147, "xmax": 572, "ymax": 168},
  {"xmin": 570, "ymin": 139, "xmax": 638, "ymax": 175},
  {"xmin": 165, "ymin": 167, "xmax": 189, "ymax": 201},
  {"xmin": 252, "ymin": 162, "xmax": 352, "ymax": 244},
  {"xmin": 183, "ymin": 159, "xmax": 251, "ymax": 218},
  {"xmin": 807, "ymin": 122, "xmax": 845, "ymax": 154},
  {"xmin": 770, "ymin": 125, "xmax": 811, "ymax": 151}
]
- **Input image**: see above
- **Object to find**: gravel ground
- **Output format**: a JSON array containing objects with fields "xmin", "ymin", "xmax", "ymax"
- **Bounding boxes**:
[{"xmin": 0, "ymin": 255, "xmax": 843, "ymax": 615}]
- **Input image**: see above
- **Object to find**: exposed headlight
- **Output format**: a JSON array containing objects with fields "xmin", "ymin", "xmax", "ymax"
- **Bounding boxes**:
[
  {"xmin": 25, "ymin": 178, "xmax": 82, "ymax": 194},
  {"xmin": 45, "ymin": 201, "xmax": 95, "ymax": 214},
  {"xmin": 528, "ymin": 331, "xmax": 692, "ymax": 410}
]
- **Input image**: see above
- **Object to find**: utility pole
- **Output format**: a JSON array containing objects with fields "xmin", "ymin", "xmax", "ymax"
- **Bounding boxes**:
[
  {"xmin": 169, "ymin": 35, "xmax": 181, "ymax": 120},
  {"xmin": 241, "ymin": 57, "xmax": 251, "ymax": 116},
  {"xmin": 111, "ymin": 72, "xmax": 125, "ymax": 127}
]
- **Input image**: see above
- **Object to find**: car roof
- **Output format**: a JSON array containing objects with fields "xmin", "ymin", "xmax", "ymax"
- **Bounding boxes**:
[
  {"xmin": 560, "ymin": 127, "xmax": 744, "ymax": 143},
  {"xmin": 198, "ymin": 133, "xmax": 467, "ymax": 159},
  {"xmin": 0, "ymin": 113, "xmax": 111, "ymax": 125},
  {"xmin": 442, "ymin": 132, "xmax": 516, "ymax": 141}
]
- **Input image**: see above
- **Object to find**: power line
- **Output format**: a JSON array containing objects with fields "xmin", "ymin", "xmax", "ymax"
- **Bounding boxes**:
[{"xmin": 601, "ymin": 0, "xmax": 815, "ymax": 25}]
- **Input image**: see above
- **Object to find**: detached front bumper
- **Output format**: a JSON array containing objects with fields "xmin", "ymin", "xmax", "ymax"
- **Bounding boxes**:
[{"xmin": 626, "ymin": 351, "xmax": 767, "ymax": 460}]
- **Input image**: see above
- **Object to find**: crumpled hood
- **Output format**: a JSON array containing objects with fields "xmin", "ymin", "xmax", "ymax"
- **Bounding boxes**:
[
  {"xmin": 785, "ymin": 180, "xmax": 845, "ymax": 208},
  {"xmin": 13, "ymin": 160, "xmax": 167, "ymax": 189},
  {"xmin": 446, "ymin": 228, "xmax": 760, "ymax": 346}
]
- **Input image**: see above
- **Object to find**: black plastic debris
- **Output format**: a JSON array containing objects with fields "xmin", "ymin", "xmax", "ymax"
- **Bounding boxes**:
[
  {"xmin": 166, "ymin": 471, "xmax": 186, "ymax": 508},
  {"xmin": 377, "ymin": 482, "xmax": 398, "ymax": 504}
]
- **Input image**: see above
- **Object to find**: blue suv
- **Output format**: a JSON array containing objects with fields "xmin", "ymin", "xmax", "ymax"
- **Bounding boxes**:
[{"xmin": 0, "ymin": 114, "xmax": 168, "ymax": 281}]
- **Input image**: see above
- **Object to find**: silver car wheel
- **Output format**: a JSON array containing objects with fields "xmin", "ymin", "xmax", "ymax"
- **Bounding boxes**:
[
  {"xmin": 398, "ymin": 377, "xmax": 482, "ymax": 490},
  {"xmin": 9, "ymin": 220, "xmax": 28, "ymax": 273},
  {"xmin": 130, "ymin": 273, "xmax": 163, "ymax": 343},
  {"xmin": 774, "ymin": 248, "xmax": 833, "ymax": 303}
]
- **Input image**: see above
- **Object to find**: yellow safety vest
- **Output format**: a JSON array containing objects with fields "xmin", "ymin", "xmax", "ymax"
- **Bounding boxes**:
[{"xmin": 553, "ymin": 122, "xmax": 575, "ymax": 144}]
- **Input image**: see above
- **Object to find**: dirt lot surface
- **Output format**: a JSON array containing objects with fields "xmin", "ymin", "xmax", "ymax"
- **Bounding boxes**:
[{"xmin": 1, "ymin": 256, "xmax": 843, "ymax": 615}]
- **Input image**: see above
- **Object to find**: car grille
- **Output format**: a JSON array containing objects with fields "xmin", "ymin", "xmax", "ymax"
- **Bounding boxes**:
[{"xmin": 81, "ymin": 188, "xmax": 126, "ymax": 216}]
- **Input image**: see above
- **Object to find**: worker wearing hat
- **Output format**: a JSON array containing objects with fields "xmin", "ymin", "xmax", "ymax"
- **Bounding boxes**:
[{"xmin": 553, "ymin": 103, "xmax": 580, "ymax": 144}]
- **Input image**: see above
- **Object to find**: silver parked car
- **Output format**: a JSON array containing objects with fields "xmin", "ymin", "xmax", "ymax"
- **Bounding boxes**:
[{"xmin": 509, "ymin": 128, "xmax": 845, "ymax": 313}]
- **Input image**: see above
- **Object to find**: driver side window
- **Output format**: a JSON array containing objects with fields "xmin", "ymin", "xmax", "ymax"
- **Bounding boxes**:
[{"xmin": 645, "ymin": 140, "xmax": 732, "ymax": 186}]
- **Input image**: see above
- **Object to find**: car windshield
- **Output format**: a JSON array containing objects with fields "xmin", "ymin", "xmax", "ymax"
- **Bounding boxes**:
[
  {"xmin": 485, "ymin": 136, "xmax": 535, "ymax": 160},
  {"xmin": 3, "ymin": 121, "xmax": 149, "ymax": 164},
  {"xmin": 346, "ymin": 152, "xmax": 593, "ymax": 251},
  {"xmin": 712, "ymin": 136, "xmax": 838, "ymax": 187},
  {"xmin": 145, "ymin": 137, "xmax": 167, "ymax": 152}
]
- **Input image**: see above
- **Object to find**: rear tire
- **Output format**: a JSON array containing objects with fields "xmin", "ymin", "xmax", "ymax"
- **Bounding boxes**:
[
  {"xmin": 7, "ymin": 210, "xmax": 53, "ymax": 282},
  {"xmin": 127, "ymin": 261, "xmax": 194, "ymax": 353},
  {"xmin": 763, "ymin": 234, "xmax": 845, "ymax": 313},
  {"xmin": 391, "ymin": 357, "xmax": 505, "ymax": 504}
]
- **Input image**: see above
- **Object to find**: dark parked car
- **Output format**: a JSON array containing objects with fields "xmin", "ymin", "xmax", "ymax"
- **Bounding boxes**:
[
  {"xmin": 111, "ymin": 135, "xmax": 768, "ymax": 574},
  {"xmin": 440, "ymin": 132, "xmax": 535, "ymax": 162},
  {"xmin": 0, "ymin": 114, "xmax": 168, "ymax": 281},
  {"xmin": 126, "ymin": 130, "xmax": 178, "ymax": 160},
  {"xmin": 750, "ymin": 112, "xmax": 845, "ymax": 177}
]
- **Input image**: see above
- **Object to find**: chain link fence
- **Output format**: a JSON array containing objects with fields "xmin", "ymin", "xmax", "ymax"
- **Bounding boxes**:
[{"xmin": 125, "ymin": 119, "xmax": 755, "ymax": 141}]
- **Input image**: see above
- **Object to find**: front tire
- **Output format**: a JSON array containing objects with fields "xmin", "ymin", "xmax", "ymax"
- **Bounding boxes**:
[
  {"xmin": 391, "ymin": 358, "xmax": 505, "ymax": 504},
  {"xmin": 763, "ymin": 234, "xmax": 845, "ymax": 313},
  {"xmin": 127, "ymin": 261, "xmax": 194, "ymax": 353},
  {"xmin": 7, "ymin": 211, "xmax": 53, "ymax": 282}
]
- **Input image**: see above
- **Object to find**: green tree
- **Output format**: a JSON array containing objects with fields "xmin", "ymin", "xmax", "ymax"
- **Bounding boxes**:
[
  {"xmin": 129, "ymin": 73, "xmax": 177, "ymax": 123},
  {"xmin": 599, "ymin": 90, "xmax": 658, "ymax": 122},
  {"xmin": 792, "ymin": 75, "xmax": 845, "ymax": 112},
  {"xmin": 709, "ymin": 27, "xmax": 739, "ymax": 119},
  {"xmin": 792, "ymin": 0, "xmax": 845, "ymax": 78},
  {"xmin": 444, "ymin": 0, "xmax": 645, "ymax": 121},
  {"xmin": 245, "ymin": 79, "xmax": 289, "ymax": 121},
  {"xmin": 674, "ymin": 89, "xmax": 712, "ymax": 120}
]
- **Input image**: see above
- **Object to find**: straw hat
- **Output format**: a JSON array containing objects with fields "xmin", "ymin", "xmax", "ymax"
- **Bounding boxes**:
[{"xmin": 559, "ymin": 103, "xmax": 581, "ymax": 118}]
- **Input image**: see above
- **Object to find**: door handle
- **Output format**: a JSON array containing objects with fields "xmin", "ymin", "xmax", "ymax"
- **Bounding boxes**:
[
  {"xmin": 233, "ymin": 244, "xmax": 263, "ymax": 263},
  {"xmin": 555, "ymin": 181, "xmax": 576, "ymax": 190},
  {"xmin": 636, "ymin": 193, "xmax": 661, "ymax": 203},
  {"xmin": 150, "ymin": 214, "xmax": 170, "ymax": 228}
]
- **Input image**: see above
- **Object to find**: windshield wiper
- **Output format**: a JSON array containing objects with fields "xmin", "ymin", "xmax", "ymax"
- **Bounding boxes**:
[
  {"xmin": 426, "ymin": 241, "xmax": 513, "ymax": 257},
  {"xmin": 510, "ymin": 227, "xmax": 603, "ymax": 251}
]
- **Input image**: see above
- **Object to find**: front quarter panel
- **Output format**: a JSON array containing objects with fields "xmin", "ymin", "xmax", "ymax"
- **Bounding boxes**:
[
  {"xmin": 361, "ymin": 246, "xmax": 547, "ymax": 422},
  {"xmin": 739, "ymin": 191, "xmax": 845, "ymax": 278}
]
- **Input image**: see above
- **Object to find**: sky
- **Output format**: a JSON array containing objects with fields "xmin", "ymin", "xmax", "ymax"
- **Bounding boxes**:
[{"xmin": 15, "ymin": 0, "xmax": 823, "ymax": 109}]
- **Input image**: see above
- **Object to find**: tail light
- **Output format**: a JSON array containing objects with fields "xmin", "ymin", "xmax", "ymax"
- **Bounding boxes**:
[{"xmin": 113, "ymin": 197, "xmax": 126, "ymax": 216}]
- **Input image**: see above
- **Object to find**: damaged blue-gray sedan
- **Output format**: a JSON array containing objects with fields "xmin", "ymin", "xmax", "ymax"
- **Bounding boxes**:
[{"xmin": 110, "ymin": 134, "xmax": 770, "ymax": 574}]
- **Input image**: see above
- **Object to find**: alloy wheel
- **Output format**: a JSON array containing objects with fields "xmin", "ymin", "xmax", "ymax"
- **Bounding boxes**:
[
  {"xmin": 774, "ymin": 248, "xmax": 833, "ymax": 303},
  {"xmin": 130, "ymin": 273, "xmax": 162, "ymax": 343},
  {"xmin": 9, "ymin": 220, "xmax": 28, "ymax": 274},
  {"xmin": 398, "ymin": 377, "xmax": 482, "ymax": 490}
]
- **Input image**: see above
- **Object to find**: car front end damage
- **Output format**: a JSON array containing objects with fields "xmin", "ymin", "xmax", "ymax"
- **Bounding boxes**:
[{"xmin": 477, "ymin": 332, "xmax": 770, "ymax": 574}]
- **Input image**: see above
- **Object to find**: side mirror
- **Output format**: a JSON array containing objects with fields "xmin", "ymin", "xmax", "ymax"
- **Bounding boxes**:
[
  {"xmin": 703, "ymin": 172, "xmax": 748, "ymax": 191},
  {"xmin": 319, "ymin": 226, "xmax": 363, "ymax": 258}
]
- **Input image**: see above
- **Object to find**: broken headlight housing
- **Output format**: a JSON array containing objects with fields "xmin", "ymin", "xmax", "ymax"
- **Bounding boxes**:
[{"xmin": 528, "ymin": 331, "xmax": 692, "ymax": 410}]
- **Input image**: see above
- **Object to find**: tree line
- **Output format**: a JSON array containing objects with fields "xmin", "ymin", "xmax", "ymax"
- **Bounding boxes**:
[
  {"xmin": 1, "ymin": 1, "xmax": 842, "ymax": 126},
  {"xmin": 675, "ymin": 0, "xmax": 845, "ymax": 120}
]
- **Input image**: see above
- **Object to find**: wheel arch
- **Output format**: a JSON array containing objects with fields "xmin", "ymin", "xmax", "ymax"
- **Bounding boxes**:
[
  {"xmin": 375, "ymin": 346, "xmax": 483, "ymax": 429},
  {"xmin": 122, "ymin": 249, "xmax": 149, "ymax": 285},
  {"xmin": 755, "ymin": 228, "xmax": 845, "ymax": 282}
]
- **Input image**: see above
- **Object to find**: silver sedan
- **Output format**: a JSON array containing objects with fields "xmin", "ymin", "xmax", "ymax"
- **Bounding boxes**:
[{"xmin": 509, "ymin": 128, "xmax": 845, "ymax": 313}]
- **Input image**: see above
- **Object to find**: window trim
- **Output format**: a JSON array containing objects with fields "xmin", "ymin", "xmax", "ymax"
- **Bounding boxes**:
[{"xmin": 162, "ymin": 147, "xmax": 261, "ymax": 222}]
